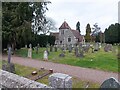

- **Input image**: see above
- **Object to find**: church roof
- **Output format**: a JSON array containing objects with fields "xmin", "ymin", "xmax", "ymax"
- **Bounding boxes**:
[
  {"xmin": 71, "ymin": 29, "xmax": 80, "ymax": 39},
  {"xmin": 59, "ymin": 21, "xmax": 71, "ymax": 29}
]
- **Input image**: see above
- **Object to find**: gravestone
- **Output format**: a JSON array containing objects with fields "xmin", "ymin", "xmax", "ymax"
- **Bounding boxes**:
[
  {"xmin": 28, "ymin": 44, "xmax": 32, "ymax": 58},
  {"xmin": 8, "ymin": 46, "xmax": 11, "ymax": 63},
  {"xmin": 59, "ymin": 53, "xmax": 65, "ymax": 57},
  {"xmin": 100, "ymin": 77, "xmax": 120, "ymax": 89},
  {"xmin": 54, "ymin": 45, "xmax": 57, "ymax": 52},
  {"xmin": 25, "ymin": 45, "xmax": 27, "ymax": 48},
  {"xmin": 104, "ymin": 44, "xmax": 112, "ymax": 52},
  {"xmin": 36, "ymin": 44, "xmax": 39, "ymax": 54},
  {"xmin": 50, "ymin": 45, "xmax": 53, "ymax": 52},
  {"xmin": 2, "ymin": 46, "xmax": 15, "ymax": 73},
  {"xmin": 43, "ymin": 50, "xmax": 48, "ymax": 60},
  {"xmin": 68, "ymin": 44, "xmax": 72, "ymax": 53},
  {"xmin": 49, "ymin": 73, "xmax": 72, "ymax": 89},
  {"xmin": 94, "ymin": 43, "xmax": 99, "ymax": 51},
  {"xmin": 74, "ymin": 46, "xmax": 79, "ymax": 57}
]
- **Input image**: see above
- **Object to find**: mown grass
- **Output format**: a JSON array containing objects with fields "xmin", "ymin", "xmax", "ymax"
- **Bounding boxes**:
[
  {"xmin": 15, "ymin": 45, "xmax": 119, "ymax": 72},
  {"xmin": 0, "ymin": 60, "xmax": 100, "ymax": 88}
]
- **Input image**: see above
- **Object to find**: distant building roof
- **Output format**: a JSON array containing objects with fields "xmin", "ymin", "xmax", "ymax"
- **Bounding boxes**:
[
  {"xmin": 59, "ymin": 21, "xmax": 71, "ymax": 29},
  {"xmin": 71, "ymin": 29, "xmax": 84, "ymax": 42}
]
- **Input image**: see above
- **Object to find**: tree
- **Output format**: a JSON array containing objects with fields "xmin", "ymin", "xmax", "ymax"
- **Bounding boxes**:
[
  {"xmin": 85, "ymin": 23, "xmax": 91, "ymax": 42},
  {"xmin": 2, "ymin": 2, "xmax": 33, "ymax": 50},
  {"xmin": 31, "ymin": 2, "xmax": 51, "ymax": 35},
  {"xmin": 76, "ymin": 21, "xmax": 80, "ymax": 33},
  {"xmin": 91, "ymin": 23, "xmax": 101, "ymax": 42},
  {"xmin": 92, "ymin": 23, "xmax": 101, "ymax": 36},
  {"xmin": 104, "ymin": 23, "xmax": 119, "ymax": 44}
]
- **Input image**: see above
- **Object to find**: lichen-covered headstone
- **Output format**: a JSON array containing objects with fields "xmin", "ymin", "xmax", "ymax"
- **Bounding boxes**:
[
  {"xmin": 100, "ymin": 77, "xmax": 120, "ymax": 89},
  {"xmin": 49, "ymin": 73, "xmax": 72, "ymax": 89},
  {"xmin": 28, "ymin": 44, "xmax": 32, "ymax": 58},
  {"xmin": 43, "ymin": 50, "xmax": 48, "ymax": 60}
]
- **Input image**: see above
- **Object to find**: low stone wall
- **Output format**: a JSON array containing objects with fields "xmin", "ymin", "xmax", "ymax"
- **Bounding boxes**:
[{"xmin": 0, "ymin": 69, "xmax": 52, "ymax": 88}]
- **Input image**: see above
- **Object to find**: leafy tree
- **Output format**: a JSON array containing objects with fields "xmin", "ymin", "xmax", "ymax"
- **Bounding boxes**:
[
  {"xmin": 104, "ymin": 23, "xmax": 119, "ymax": 44},
  {"xmin": 91, "ymin": 23, "xmax": 101, "ymax": 42},
  {"xmin": 76, "ymin": 21, "xmax": 80, "ymax": 33},
  {"xmin": 2, "ymin": 2, "xmax": 33, "ymax": 50},
  {"xmin": 31, "ymin": 2, "xmax": 52, "ymax": 35},
  {"xmin": 85, "ymin": 23, "xmax": 91, "ymax": 42}
]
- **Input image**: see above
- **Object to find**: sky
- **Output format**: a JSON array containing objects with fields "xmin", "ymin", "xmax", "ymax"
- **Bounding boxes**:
[{"xmin": 46, "ymin": 0, "xmax": 119, "ymax": 35}]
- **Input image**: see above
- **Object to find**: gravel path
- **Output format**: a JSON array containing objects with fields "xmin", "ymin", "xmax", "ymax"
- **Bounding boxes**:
[{"xmin": 2, "ymin": 55, "xmax": 118, "ymax": 84}]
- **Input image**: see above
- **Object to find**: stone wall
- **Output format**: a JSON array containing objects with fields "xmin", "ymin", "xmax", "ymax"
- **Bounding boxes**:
[{"xmin": 0, "ymin": 69, "xmax": 52, "ymax": 89}]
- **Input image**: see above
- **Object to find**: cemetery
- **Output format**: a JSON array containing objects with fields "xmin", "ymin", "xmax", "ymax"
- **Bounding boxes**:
[
  {"xmin": 1, "ymin": 1, "xmax": 120, "ymax": 89},
  {"xmin": 15, "ymin": 43, "xmax": 119, "ymax": 72}
]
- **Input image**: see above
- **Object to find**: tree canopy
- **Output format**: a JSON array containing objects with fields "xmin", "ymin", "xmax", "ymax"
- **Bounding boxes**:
[{"xmin": 104, "ymin": 23, "xmax": 119, "ymax": 44}]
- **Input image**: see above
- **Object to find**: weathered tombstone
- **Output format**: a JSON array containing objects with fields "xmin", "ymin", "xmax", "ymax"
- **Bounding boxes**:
[
  {"xmin": 100, "ymin": 77, "xmax": 120, "ymax": 89},
  {"xmin": 50, "ymin": 45, "xmax": 53, "ymax": 52},
  {"xmin": 8, "ymin": 46, "xmax": 11, "ymax": 63},
  {"xmin": 104, "ymin": 44, "xmax": 112, "ymax": 52},
  {"xmin": 94, "ymin": 42, "xmax": 99, "ymax": 51},
  {"xmin": 2, "ymin": 46, "xmax": 15, "ymax": 73},
  {"xmin": 49, "ymin": 73, "xmax": 72, "ymax": 89},
  {"xmin": 28, "ymin": 44, "xmax": 32, "ymax": 58},
  {"xmin": 68, "ymin": 44, "xmax": 72, "ymax": 53},
  {"xmin": 25, "ymin": 44, "xmax": 27, "ymax": 48},
  {"xmin": 43, "ymin": 50, "xmax": 48, "ymax": 60},
  {"xmin": 59, "ymin": 53, "xmax": 65, "ymax": 57},
  {"xmin": 74, "ymin": 46, "xmax": 79, "ymax": 57},
  {"xmin": 54, "ymin": 45, "xmax": 57, "ymax": 52},
  {"xmin": 36, "ymin": 44, "xmax": 39, "ymax": 54}
]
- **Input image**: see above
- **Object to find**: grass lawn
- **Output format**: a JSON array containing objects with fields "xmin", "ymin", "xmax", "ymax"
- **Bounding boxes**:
[
  {"xmin": 0, "ymin": 60, "xmax": 100, "ymax": 88},
  {"xmin": 15, "ymin": 45, "xmax": 119, "ymax": 73}
]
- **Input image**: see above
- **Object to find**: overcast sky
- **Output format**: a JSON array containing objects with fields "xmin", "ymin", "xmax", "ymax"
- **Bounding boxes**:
[{"xmin": 46, "ymin": 0, "xmax": 119, "ymax": 35}]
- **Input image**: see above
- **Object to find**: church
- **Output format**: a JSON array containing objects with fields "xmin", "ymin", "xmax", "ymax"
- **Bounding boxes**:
[{"xmin": 50, "ymin": 21, "xmax": 85, "ymax": 47}]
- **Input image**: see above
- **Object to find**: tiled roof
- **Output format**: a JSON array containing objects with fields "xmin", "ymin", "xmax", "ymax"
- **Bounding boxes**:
[
  {"xmin": 71, "ymin": 29, "xmax": 83, "ymax": 42},
  {"xmin": 59, "ymin": 21, "xmax": 71, "ymax": 29}
]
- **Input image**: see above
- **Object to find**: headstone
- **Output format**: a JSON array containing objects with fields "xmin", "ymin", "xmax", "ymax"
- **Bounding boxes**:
[
  {"xmin": 59, "ymin": 53, "xmax": 65, "ymax": 57},
  {"xmin": 74, "ymin": 46, "xmax": 79, "ymax": 57},
  {"xmin": 54, "ymin": 45, "xmax": 57, "ymax": 52},
  {"xmin": 25, "ymin": 45, "xmax": 27, "ymax": 48},
  {"xmin": 104, "ymin": 44, "xmax": 112, "ymax": 52},
  {"xmin": 100, "ymin": 77, "xmax": 120, "ymax": 89},
  {"xmin": 8, "ymin": 46, "xmax": 11, "ymax": 63},
  {"xmin": 50, "ymin": 45, "xmax": 53, "ymax": 52},
  {"xmin": 49, "ymin": 73, "xmax": 72, "ymax": 89},
  {"xmin": 68, "ymin": 44, "xmax": 72, "ymax": 53},
  {"xmin": 28, "ymin": 44, "xmax": 32, "ymax": 58},
  {"xmin": 2, "ymin": 46, "xmax": 15, "ymax": 73},
  {"xmin": 36, "ymin": 44, "xmax": 39, "ymax": 54},
  {"xmin": 94, "ymin": 43, "xmax": 99, "ymax": 51},
  {"xmin": 43, "ymin": 50, "xmax": 48, "ymax": 60}
]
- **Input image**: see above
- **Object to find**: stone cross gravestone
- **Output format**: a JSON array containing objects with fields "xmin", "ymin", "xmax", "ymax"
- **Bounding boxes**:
[
  {"xmin": 2, "ymin": 46, "xmax": 15, "ymax": 73},
  {"xmin": 8, "ymin": 46, "xmax": 11, "ymax": 63},
  {"xmin": 49, "ymin": 73, "xmax": 72, "ymax": 89},
  {"xmin": 100, "ymin": 77, "xmax": 120, "ymax": 89},
  {"xmin": 28, "ymin": 44, "xmax": 32, "ymax": 58},
  {"xmin": 43, "ymin": 50, "xmax": 48, "ymax": 60}
]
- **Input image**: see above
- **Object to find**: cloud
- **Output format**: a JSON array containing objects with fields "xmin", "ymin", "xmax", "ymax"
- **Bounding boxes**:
[{"xmin": 46, "ymin": 0, "xmax": 119, "ymax": 35}]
